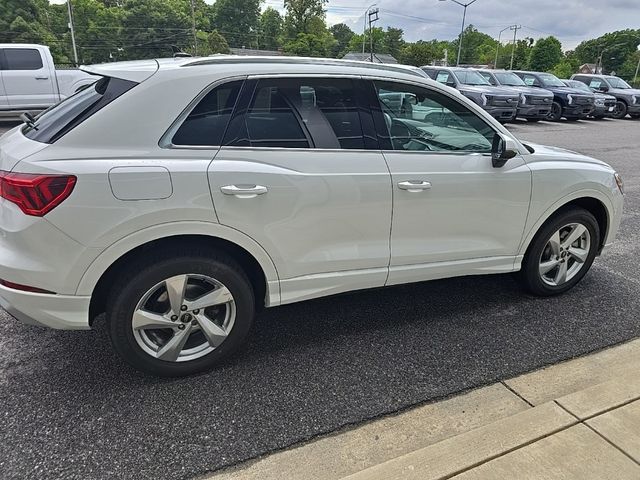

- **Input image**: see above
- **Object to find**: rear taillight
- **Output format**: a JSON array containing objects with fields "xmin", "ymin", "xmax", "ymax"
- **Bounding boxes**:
[
  {"xmin": 0, "ymin": 171, "xmax": 76, "ymax": 216},
  {"xmin": 0, "ymin": 279, "xmax": 54, "ymax": 294}
]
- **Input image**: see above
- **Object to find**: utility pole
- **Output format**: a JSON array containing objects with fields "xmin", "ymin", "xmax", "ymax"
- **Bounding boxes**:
[
  {"xmin": 509, "ymin": 25, "xmax": 521, "ymax": 70},
  {"xmin": 439, "ymin": 0, "xmax": 478, "ymax": 67},
  {"xmin": 190, "ymin": 0, "xmax": 198, "ymax": 56},
  {"xmin": 67, "ymin": 0, "xmax": 79, "ymax": 66},
  {"xmin": 368, "ymin": 8, "xmax": 379, "ymax": 62},
  {"xmin": 362, "ymin": 4, "xmax": 376, "ymax": 58},
  {"xmin": 634, "ymin": 45, "xmax": 640, "ymax": 86}
]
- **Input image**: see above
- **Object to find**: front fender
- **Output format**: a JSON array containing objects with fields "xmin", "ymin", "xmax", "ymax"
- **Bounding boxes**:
[{"xmin": 75, "ymin": 221, "xmax": 281, "ymax": 305}]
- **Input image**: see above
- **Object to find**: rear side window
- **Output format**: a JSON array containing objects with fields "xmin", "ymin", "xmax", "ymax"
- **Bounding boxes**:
[
  {"xmin": 172, "ymin": 80, "xmax": 243, "ymax": 146},
  {"xmin": 23, "ymin": 76, "xmax": 135, "ymax": 144},
  {"xmin": 3, "ymin": 49, "xmax": 43, "ymax": 70}
]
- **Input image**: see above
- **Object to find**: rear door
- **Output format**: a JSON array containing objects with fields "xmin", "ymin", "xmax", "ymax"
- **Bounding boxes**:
[
  {"xmin": 0, "ymin": 47, "xmax": 56, "ymax": 109},
  {"xmin": 0, "ymin": 63, "xmax": 8, "ymax": 108},
  {"xmin": 207, "ymin": 76, "xmax": 392, "ymax": 302}
]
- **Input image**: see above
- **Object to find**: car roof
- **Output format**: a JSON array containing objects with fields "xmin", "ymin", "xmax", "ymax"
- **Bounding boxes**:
[{"xmin": 82, "ymin": 55, "xmax": 430, "ymax": 83}]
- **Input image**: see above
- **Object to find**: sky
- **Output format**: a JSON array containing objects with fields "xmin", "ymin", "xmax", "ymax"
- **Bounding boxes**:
[{"xmin": 50, "ymin": 0, "xmax": 640, "ymax": 51}]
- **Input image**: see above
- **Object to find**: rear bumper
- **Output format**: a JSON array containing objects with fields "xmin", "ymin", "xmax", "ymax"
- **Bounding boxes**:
[{"xmin": 0, "ymin": 284, "xmax": 90, "ymax": 329}]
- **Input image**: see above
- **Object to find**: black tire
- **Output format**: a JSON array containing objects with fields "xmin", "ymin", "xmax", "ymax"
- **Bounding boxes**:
[
  {"xmin": 547, "ymin": 101, "xmax": 562, "ymax": 121},
  {"xmin": 612, "ymin": 101, "xmax": 628, "ymax": 119},
  {"xmin": 519, "ymin": 208, "xmax": 600, "ymax": 297},
  {"xmin": 107, "ymin": 248, "xmax": 255, "ymax": 377},
  {"xmin": 526, "ymin": 118, "xmax": 541, "ymax": 123}
]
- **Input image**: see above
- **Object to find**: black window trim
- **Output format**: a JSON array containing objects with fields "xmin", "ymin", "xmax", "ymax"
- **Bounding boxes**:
[{"xmin": 364, "ymin": 75, "xmax": 501, "ymax": 156}]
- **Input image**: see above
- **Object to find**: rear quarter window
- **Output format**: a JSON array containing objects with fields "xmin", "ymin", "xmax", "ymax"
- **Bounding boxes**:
[
  {"xmin": 22, "ymin": 76, "xmax": 135, "ymax": 144},
  {"xmin": 3, "ymin": 48, "xmax": 43, "ymax": 70}
]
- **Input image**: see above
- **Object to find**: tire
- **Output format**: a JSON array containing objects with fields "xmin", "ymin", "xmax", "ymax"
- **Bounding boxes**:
[
  {"xmin": 519, "ymin": 208, "xmax": 600, "ymax": 297},
  {"xmin": 547, "ymin": 101, "xmax": 562, "ymax": 121},
  {"xmin": 107, "ymin": 248, "xmax": 255, "ymax": 377},
  {"xmin": 612, "ymin": 101, "xmax": 628, "ymax": 119},
  {"xmin": 526, "ymin": 118, "xmax": 541, "ymax": 123}
]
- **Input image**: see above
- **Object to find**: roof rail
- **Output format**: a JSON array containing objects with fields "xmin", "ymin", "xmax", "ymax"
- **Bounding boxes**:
[{"xmin": 182, "ymin": 56, "xmax": 425, "ymax": 79}]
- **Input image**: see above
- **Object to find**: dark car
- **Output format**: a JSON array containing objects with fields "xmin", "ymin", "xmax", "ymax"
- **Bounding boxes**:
[
  {"xmin": 562, "ymin": 79, "xmax": 617, "ymax": 119},
  {"xmin": 476, "ymin": 69, "xmax": 554, "ymax": 122},
  {"xmin": 421, "ymin": 66, "xmax": 520, "ymax": 123},
  {"xmin": 512, "ymin": 71, "xmax": 595, "ymax": 121},
  {"xmin": 571, "ymin": 74, "xmax": 640, "ymax": 119}
]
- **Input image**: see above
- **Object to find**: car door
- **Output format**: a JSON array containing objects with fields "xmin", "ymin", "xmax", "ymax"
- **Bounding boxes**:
[
  {"xmin": 367, "ymin": 79, "xmax": 532, "ymax": 285},
  {"xmin": 0, "ymin": 66, "xmax": 8, "ymax": 108},
  {"xmin": 207, "ymin": 76, "xmax": 392, "ymax": 303},
  {"xmin": 0, "ymin": 47, "xmax": 56, "ymax": 109}
]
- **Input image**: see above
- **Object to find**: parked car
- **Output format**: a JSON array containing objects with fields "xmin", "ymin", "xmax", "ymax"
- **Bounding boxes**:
[
  {"xmin": 475, "ymin": 69, "xmax": 553, "ymax": 122},
  {"xmin": 571, "ymin": 74, "xmax": 640, "ymax": 119},
  {"xmin": 0, "ymin": 57, "xmax": 624, "ymax": 376},
  {"xmin": 421, "ymin": 66, "xmax": 520, "ymax": 123},
  {"xmin": 0, "ymin": 44, "xmax": 96, "ymax": 120},
  {"xmin": 512, "ymin": 71, "xmax": 595, "ymax": 121},
  {"xmin": 562, "ymin": 79, "xmax": 617, "ymax": 119}
]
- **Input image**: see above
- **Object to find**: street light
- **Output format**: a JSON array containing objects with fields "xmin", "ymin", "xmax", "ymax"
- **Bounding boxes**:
[
  {"xmin": 439, "ymin": 0, "xmax": 478, "ymax": 66},
  {"xmin": 494, "ymin": 26, "xmax": 513, "ymax": 69}
]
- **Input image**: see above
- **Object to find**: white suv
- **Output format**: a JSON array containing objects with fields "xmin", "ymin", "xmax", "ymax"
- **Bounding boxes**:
[{"xmin": 0, "ymin": 57, "xmax": 624, "ymax": 376}]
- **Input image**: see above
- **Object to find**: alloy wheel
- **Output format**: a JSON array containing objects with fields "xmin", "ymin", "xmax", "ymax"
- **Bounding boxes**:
[
  {"xmin": 132, "ymin": 274, "xmax": 236, "ymax": 362},
  {"xmin": 538, "ymin": 223, "xmax": 591, "ymax": 287}
]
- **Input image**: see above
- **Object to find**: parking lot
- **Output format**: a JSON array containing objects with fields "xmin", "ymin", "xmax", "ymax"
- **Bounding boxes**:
[{"xmin": 0, "ymin": 118, "xmax": 639, "ymax": 480}]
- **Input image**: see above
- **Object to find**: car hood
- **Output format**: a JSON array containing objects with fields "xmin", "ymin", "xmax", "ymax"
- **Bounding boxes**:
[
  {"xmin": 594, "ymin": 92, "xmax": 616, "ymax": 101},
  {"xmin": 608, "ymin": 87, "xmax": 640, "ymax": 96},
  {"xmin": 523, "ymin": 142, "xmax": 611, "ymax": 168},
  {"xmin": 500, "ymin": 85, "xmax": 553, "ymax": 97},
  {"xmin": 546, "ymin": 86, "xmax": 592, "ymax": 95}
]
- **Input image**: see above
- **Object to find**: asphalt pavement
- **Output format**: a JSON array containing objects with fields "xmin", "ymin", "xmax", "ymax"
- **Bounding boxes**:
[{"xmin": 1, "ymin": 118, "xmax": 639, "ymax": 480}]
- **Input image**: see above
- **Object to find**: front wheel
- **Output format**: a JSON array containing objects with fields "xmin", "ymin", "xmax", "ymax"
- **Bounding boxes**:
[
  {"xmin": 519, "ymin": 208, "xmax": 600, "ymax": 297},
  {"xmin": 547, "ymin": 102, "xmax": 562, "ymax": 121},
  {"xmin": 107, "ymin": 250, "xmax": 255, "ymax": 376},
  {"xmin": 612, "ymin": 101, "xmax": 628, "ymax": 119}
]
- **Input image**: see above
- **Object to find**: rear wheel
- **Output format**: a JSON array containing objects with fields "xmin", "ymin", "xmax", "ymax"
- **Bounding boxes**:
[
  {"xmin": 107, "ymin": 249, "xmax": 255, "ymax": 376},
  {"xmin": 547, "ymin": 102, "xmax": 562, "ymax": 121},
  {"xmin": 520, "ymin": 208, "xmax": 600, "ymax": 297},
  {"xmin": 612, "ymin": 101, "xmax": 628, "ymax": 119}
]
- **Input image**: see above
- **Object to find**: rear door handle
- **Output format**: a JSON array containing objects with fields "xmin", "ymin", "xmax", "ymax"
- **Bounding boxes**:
[
  {"xmin": 398, "ymin": 181, "xmax": 432, "ymax": 192},
  {"xmin": 220, "ymin": 184, "xmax": 268, "ymax": 198},
  {"xmin": 35, "ymin": 76, "xmax": 49, "ymax": 80}
]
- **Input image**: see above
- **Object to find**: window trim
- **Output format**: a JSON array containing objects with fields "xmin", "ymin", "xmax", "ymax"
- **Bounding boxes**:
[
  {"xmin": 365, "ymin": 76, "xmax": 500, "ymax": 156},
  {"xmin": 159, "ymin": 75, "xmax": 248, "ymax": 149}
]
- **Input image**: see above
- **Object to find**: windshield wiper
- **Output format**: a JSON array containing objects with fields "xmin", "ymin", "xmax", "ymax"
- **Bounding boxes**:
[{"xmin": 20, "ymin": 112, "xmax": 39, "ymax": 131}]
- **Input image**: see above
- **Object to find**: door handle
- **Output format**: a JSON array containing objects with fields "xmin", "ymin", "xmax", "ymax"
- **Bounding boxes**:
[
  {"xmin": 398, "ymin": 181, "xmax": 432, "ymax": 192},
  {"xmin": 220, "ymin": 184, "xmax": 268, "ymax": 198},
  {"xmin": 35, "ymin": 76, "xmax": 49, "ymax": 80}
]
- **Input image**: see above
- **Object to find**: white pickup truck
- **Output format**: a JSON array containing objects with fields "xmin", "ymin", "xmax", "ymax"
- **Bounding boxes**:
[{"xmin": 0, "ymin": 44, "xmax": 97, "ymax": 119}]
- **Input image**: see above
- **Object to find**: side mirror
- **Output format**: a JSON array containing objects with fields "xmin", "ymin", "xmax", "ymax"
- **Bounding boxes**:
[
  {"xmin": 492, "ymin": 134, "xmax": 518, "ymax": 168},
  {"xmin": 598, "ymin": 85, "xmax": 609, "ymax": 92},
  {"xmin": 446, "ymin": 81, "xmax": 457, "ymax": 88}
]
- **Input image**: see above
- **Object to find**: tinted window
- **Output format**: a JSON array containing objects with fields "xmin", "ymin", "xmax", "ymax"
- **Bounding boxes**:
[
  {"xmin": 23, "ymin": 76, "xmax": 134, "ymax": 144},
  {"xmin": 607, "ymin": 77, "xmax": 631, "ymax": 89},
  {"xmin": 226, "ymin": 78, "xmax": 371, "ymax": 150},
  {"xmin": 374, "ymin": 80, "xmax": 494, "ymax": 153},
  {"xmin": 172, "ymin": 81, "xmax": 243, "ymax": 146},
  {"xmin": 3, "ymin": 49, "xmax": 43, "ymax": 70},
  {"xmin": 494, "ymin": 72, "xmax": 526, "ymax": 86},
  {"xmin": 454, "ymin": 70, "xmax": 491, "ymax": 86}
]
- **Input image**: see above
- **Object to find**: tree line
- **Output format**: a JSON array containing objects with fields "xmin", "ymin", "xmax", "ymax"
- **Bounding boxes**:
[{"xmin": 1, "ymin": 0, "xmax": 638, "ymax": 84}]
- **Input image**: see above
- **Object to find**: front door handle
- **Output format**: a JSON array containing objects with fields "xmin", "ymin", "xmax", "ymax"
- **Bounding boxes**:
[
  {"xmin": 35, "ymin": 76, "xmax": 49, "ymax": 80},
  {"xmin": 220, "ymin": 184, "xmax": 268, "ymax": 199},
  {"xmin": 398, "ymin": 181, "xmax": 432, "ymax": 192}
]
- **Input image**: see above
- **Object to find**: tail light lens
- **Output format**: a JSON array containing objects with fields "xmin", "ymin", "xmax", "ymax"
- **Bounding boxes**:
[
  {"xmin": 0, "ymin": 279, "xmax": 54, "ymax": 294},
  {"xmin": 0, "ymin": 171, "xmax": 76, "ymax": 216}
]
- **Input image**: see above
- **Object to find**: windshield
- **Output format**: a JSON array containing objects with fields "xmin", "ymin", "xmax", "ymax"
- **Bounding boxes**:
[
  {"xmin": 454, "ymin": 70, "xmax": 491, "ymax": 86},
  {"xmin": 606, "ymin": 77, "xmax": 632, "ymax": 89},
  {"xmin": 564, "ymin": 81, "xmax": 591, "ymax": 92},
  {"xmin": 538, "ymin": 73, "xmax": 567, "ymax": 88},
  {"xmin": 494, "ymin": 72, "xmax": 526, "ymax": 86}
]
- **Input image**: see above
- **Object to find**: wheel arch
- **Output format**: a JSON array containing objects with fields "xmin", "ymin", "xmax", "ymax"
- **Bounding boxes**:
[
  {"xmin": 79, "ymin": 224, "xmax": 281, "ymax": 324},
  {"xmin": 519, "ymin": 191, "xmax": 612, "ymax": 260}
]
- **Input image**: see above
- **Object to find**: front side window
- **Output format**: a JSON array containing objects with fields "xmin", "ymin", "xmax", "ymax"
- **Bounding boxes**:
[
  {"xmin": 478, "ymin": 72, "xmax": 498, "ymax": 85},
  {"xmin": 225, "ymin": 78, "xmax": 370, "ymax": 150},
  {"xmin": 606, "ymin": 77, "xmax": 631, "ymax": 89},
  {"xmin": 521, "ymin": 74, "xmax": 539, "ymax": 87},
  {"xmin": 3, "ymin": 48, "xmax": 43, "ymax": 70},
  {"xmin": 588, "ymin": 78, "xmax": 605, "ymax": 89},
  {"xmin": 494, "ymin": 72, "xmax": 526, "ymax": 87},
  {"xmin": 454, "ymin": 70, "xmax": 491, "ymax": 86},
  {"xmin": 538, "ymin": 73, "xmax": 566, "ymax": 88},
  {"xmin": 374, "ymin": 80, "xmax": 494, "ymax": 153},
  {"xmin": 435, "ymin": 71, "xmax": 455, "ymax": 85},
  {"xmin": 172, "ymin": 80, "xmax": 243, "ymax": 146}
]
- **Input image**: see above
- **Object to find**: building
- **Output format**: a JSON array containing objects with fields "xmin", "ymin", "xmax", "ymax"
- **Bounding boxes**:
[{"xmin": 578, "ymin": 63, "xmax": 603, "ymax": 74}]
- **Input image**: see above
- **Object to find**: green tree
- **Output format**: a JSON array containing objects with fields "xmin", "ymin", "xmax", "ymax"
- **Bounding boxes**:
[
  {"xmin": 260, "ymin": 7, "xmax": 283, "ymax": 51},
  {"xmin": 283, "ymin": 32, "xmax": 333, "ymax": 57},
  {"xmin": 574, "ymin": 29, "xmax": 640, "ymax": 77},
  {"xmin": 399, "ymin": 40, "xmax": 448, "ymax": 66},
  {"xmin": 529, "ymin": 36, "xmax": 563, "ymax": 72},
  {"xmin": 450, "ymin": 25, "xmax": 496, "ymax": 65},
  {"xmin": 329, "ymin": 23, "xmax": 354, "ymax": 58},
  {"xmin": 211, "ymin": 0, "xmax": 261, "ymax": 48},
  {"xmin": 284, "ymin": 0, "xmax": 328, "ymax": 37},
  {"xmin": 383, "ymin": 27, "xmax": 405, "ymax": 60},
  {"xmin": 207, "ymin": 30, "xmax": 230, "ymax": 54},
  {"xmin": 347, "ymin": 27, "xmax": 386, "ymax": 55}
]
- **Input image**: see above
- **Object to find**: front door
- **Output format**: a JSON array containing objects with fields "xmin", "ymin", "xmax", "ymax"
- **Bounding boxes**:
[
  {"xmin": 370, "ymin": 79, "xmax": 532, "ymax": 284},
  {"xmin": 0, "ymin": 47, "xmax": 56, "ymax": 109},
  {"xmin": 207, "ymin": 76, "xmax": 392, "ymax": 302}
]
